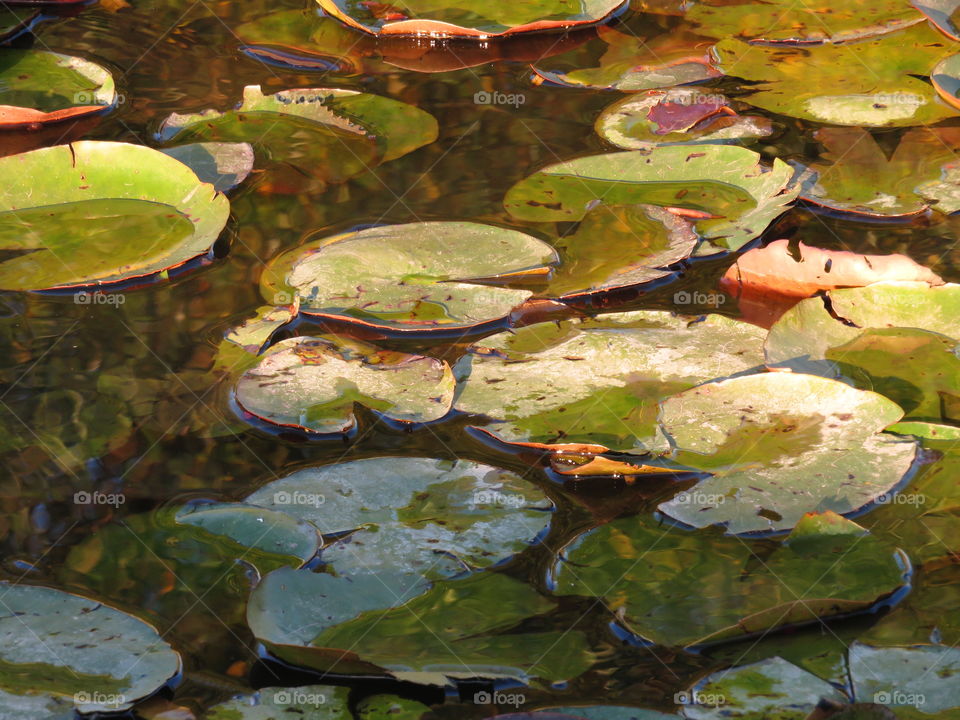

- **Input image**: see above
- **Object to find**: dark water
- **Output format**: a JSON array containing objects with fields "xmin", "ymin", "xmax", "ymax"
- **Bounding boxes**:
[{"xmin": 3, "ymin": 0, "xmax": 960, "ymax": 716}]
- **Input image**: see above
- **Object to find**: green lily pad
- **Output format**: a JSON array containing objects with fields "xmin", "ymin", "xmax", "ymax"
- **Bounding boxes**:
[
  {"xmin": 656, "ymin": 373, "xmax": 918, "ymax": 534},
  {"xmin": 357, "ymin": 694, "xmax": 432, "ymax": 720},
  {"xmin": 532, "ymin": 26, "xmax": 720, "ymax": 91},
  {"xmin": 0, "ymin": 141, "xmax": 229, "ymax": 291},
  {"xmin": 595, "ymin": 89, "xmax": 773, "ymax": 151},
  {"xmin": 801, "ymin": 128, "xmax": 959, "ymax": 218},
  {"xmin": 850, "ymin": 643, "xmax": 960, "ymax": 713},
  {"xmin": 248, "ymin": 568, "xmax": 594, "ymax": 684},
  {"xmin": 315, "ymin": 0, "xmax": 627, "ymax": 37},
  {"xmin": 0, "ymin": 583, "xmax": 180, "ymax": 714},
  {"xmin": 0, "ymin": 48, "xmax": 115, "ymax": 127},
  {"xmin": 553, "ymin": 512, "xmax": 909, "ymax": 648},
  {"xmin": 0, "ymin": 8, "xmax": 41, "ymax": 45},
  {"xmin": 504, "ymin": 146, "xmax": 800, "ymax": 251},
  {"xmin": 713, "ymin": 23, "xmax": 957, "ymax": 127},
  {"xmin": 687, "ymin": 0, "xmax": 923, "ymax": 44},
  {"xmin": 887, "ymin": 421, "xmax": 960, "ymax": 440},
  {"xmin": 206, "ymin": 686, "xmax": 352, "ymax": 719},
  {"xmin": 158, "ymin": 85, "xmax": 437, "ymax": 193},
  {"xmin": 546, "ymin": 204, "xmax": 697, "ymax": 298},
  {"xmin": 159, "ymin": 142, "xmax": 254, "ymax": 193},
  {"xmin": 243, "ymin": 457, "xmax": 553, "ymax": 577},
  {"xmin": 914, "ymin": 0, "xmax": 960, "ymax": 40},
  {"xmin": 260, "ymin": 221, "xmax": 558, "ymax": 334},
  {"xmin": 233, "ymin": 336, "xmax": 455, "ymax": 435},
  {"xmin": 454, "ymin": 311, "xmax": 766, "ymax": 452},
  {"xmin": 175, "ymin": 502, "xmax": 321, "ymax": 566}
]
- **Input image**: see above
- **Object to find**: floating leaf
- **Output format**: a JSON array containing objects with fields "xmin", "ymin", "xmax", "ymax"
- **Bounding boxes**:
[
  {"xmin": 0, "ymin": 8, "xmax": 41, "ymax": 45},
  {"xmin": 532, "ymin": 26, "xmax": 720, "ymax": 91},
  {"xmin": 595, "ymin": 88, "xmax": 773, "ymax": 151},
  {"xmin": 914, "ymin": 0, "xmax": 960, "ymax": 40},
  {"xmin": 234, "ymin": 336, "xmax": 455, "ymax": 435},
  {"xmin": 533, "ymin": 707, "xmax": 677, "ymax": 719},
  {"xmin": 554, "ymin": 512, "xmax": 908, "ymax": 648},
  {"xmin": 504, "ymin": 146, "xmax": 800, "ymax": 251},
  {"xmin": 260, "ymin": 221, "xmax": 558, "ymax": 335},
  {"xmin": 159, "ymin": 142, "xmax": 254, "ymax": 193},
  {"xmin": 713, "ymin": 24, "xmax": 957, "ymax": 127},
  {"xmin": 0, "ymin": 141, "xmax": 229, "ymax": 291},
  {"xmin": 657, "ymin": 373, "xmax": 918, "ymax": 534},
  {"xmin": 0, "ymin": 583, "xmax": 180, "ymax": 714},
  {"xmin": 357, "ymin": 694, "xmax": 432, "ymax": 720},
  {"xmin": 849, "ymin": 643, "xmax": 960, "ymax": 713},
  {"xmin": 206, "ymin": 686, "xmax": 352, "ymax": 719},
  {"xmin": 454, "ymin": 311, "xmax": 766, "ymax": 452},
  {"xmin": 315, "ymin": 0, "xmax": 627, "ymax": 37},
  {"xmin": 0, "ymin": 49, "xmax": 115, "ymax": 128}
]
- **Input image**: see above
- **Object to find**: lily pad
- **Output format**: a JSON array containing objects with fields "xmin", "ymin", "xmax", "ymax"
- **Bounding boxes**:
[
  {"xmin": 532, "ymin": 26, "xmax": 720, "ymax": 91},
  {"xmin": 206, "ymin": 686, "xmax": 352, "ymax": 719},
  {"xmin": 233, "ymin": 336, "xmax": 455, "ymax": 435},
  {"xmin": 713, "ymin": 24, "xmax": 958, "ymax": 127},
  {"xmin": 656, "ymin": 373, "xmax": 918, "ymax": 534},
  {"xmin": 801, "ymin": 128, "xmax": 960, "ymax": 218},
  {"xmin": 0, "ymin": 49, "xmax": 115, "ymax": 128},
  {"xmin": 849, "ymin": 643, "xmax": 960, "ymax": 713},
  {"xmin": 553, "ymin": 512, "xmax": 909, "ymax": 647},
  {"xmin": 315, "ymin": 0, "xmax": 627, "ymax": 38},
  {"xmin": 0, "ymin": 583, "xmax": 180, "ymax": 714},
  {"xmin": 504, "ymin": 146, "xmax": 800, "ymax": 251},
  {"xmin": 159, "ymin": 142, "xmax": 254, "ymax": 193},
  {"xmin": 260, "ymin": 221, "xmax": 558, "ymax": 335},
  {"xmin": 914, "ymin": 0, "xmax": 960, "ymax": 40},
  {"xmin": 453, "ymin": 311, "xmax": 766, "ymax": 452},
  {"xmin": 0, "ymin": 8, "xmax": 41, "ymax": 45},
  {"xmin": 546, "ymin": 204, "xmax": 697, "ymax": 298},
  {"xmin": 158, "ymin": 85, "xmax": 437, "ymax": 192},
  {"xmin": 357, "ymin": 694, "xmax": 432, "ymax": 720},
  {"xmin": 0, "ymin": 141, "xmax": 229, "ymax": 291},
  {"xmin": 596, "ymin": 89, "xmax": 773, "ymax": 151}
]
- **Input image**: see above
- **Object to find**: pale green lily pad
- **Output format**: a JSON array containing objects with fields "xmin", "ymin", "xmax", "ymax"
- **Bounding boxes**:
[
  {"xmin": 553, "ymin": 512, "xmax": 909, "ymax": 647},
  {"xmin": 454, "ymin": 311, "xmax": 766, "ymax": 452},
  {"xmin": 0, "ymin": 583, "xmax": 180, "ymax": 714},
  {"xmin": 657, "ymin": 373, "xmax": 918, "ymax": 534},
  {"xmin": 222, "ymin": 303, "xmax": 298, "ymax": 356},
  {"xmin": 546, "ymin": 204, "xmax": 697, "ymax": 298},
  {"xmin": 596, "ymin": 89, "xmax": 773, "ymax": 151},
  {"xmin": 504, "ymin": 146, "xmax": 800, "ymax": 251},
  {"xmin": 315, "ymin": 0, "xmax": 627, "ymax": 37},
  {"xmin": 175, "ymin": 502, "xmax": 321, "ymax": 566},
  {"xmin": 260, "ymin": 221, "xmax": 558, "ymax": 334},
  {"xmin": 248, "ymin": 568, "xmax": 594, "ymax": 684},
  {"xmin": 0, "ymin": 48, "xmax": 115, "ymax": 127},
  {"xmin": 532, "ymin": 26, "xmax": 720, "ymax": 91},
  {"xmin": 850, "ymin": 644, "xmax": 960, "ymax": 712},
  {"xmin": 713, "ymin": 24, "xmax": 957, "ymax": 127},
  {"xmin": 159, "ymin": 142, "xmax": 254, "ymax": 193},
  {"xmin": 0, "ymin": 141, "xmax": 229, "ymax": 291},
  {"xmin": 0, "ymin": 691, "xmax": 73, "ymax": 720},
  {"xmin": 234, "ymin": 336, "xmax": 455, "ymax": 435},
  {"xmin": 687, "ymin": 0, "xmax": 923, "ymax": 44},
  {"xmin": 243, "ymin": 457, "xmax": 552, "ymax": 576},
  {"xmin": 206, "ymin": 686, "xmax": 352, "ymax": 719},
  {"xmin": 679, "ymin": 656, "xmax": 847, "ymax": 719},
  {"xmin": 357, "ymin": 694, "xmax": 432, "ymax": 720},
  {"xmin": 887, "ymin": 421, "xmax": 960, "ymax": 440}
]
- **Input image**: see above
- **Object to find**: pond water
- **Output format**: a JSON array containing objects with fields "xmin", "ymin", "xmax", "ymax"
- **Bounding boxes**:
[{"xmin": 3, "ymin": 0, "xmax": 960, "ymax": 717}]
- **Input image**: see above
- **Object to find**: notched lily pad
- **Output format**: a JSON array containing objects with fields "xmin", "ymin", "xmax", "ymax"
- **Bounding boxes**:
[
  {"xmin": 260, "ymin": 221, "xmax": 559, "ymax": 335},
  {"xmin": 0, "ymin": 141, "xmax": 229, "ymax": 291},
  {"xmin": 233, "ymin": 335, "xmax": 455, "ymax": 435}
]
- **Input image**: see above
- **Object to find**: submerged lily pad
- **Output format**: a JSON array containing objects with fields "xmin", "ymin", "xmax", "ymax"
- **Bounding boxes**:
[
  {"xmin": 0, "ymin": 49, "xmax": 115, "ymax": 128},
  {"xmin": 158, "ymin": 85, "xmax": 437, "ymax": 192},
  {"xmin": 657, "ymin": 373, "xmax": 918, "ymax": 534},
  {"xmin": 532, "ymin": 26, "xmax": 720, "ymax": 91},
  {"xmin": 454, "ymin": 311, "xmax": 766, "ymax": 452},
  {"xmin": 0, "ymin": 141, "xmax": 229, "ymax": 291},
  {"xmin": 554, "ymin": 512, "xmax": 908, "ymax": 648},
  {"xmin": 596, "ymin": 89, "xmax": 773, "ymax": 151},
  {"xmin": 0, "ymin": 583, "xmax": 180, "ymax": 714},
  {"xmin": 159, "ymin": 142, "xmax": 254, "ymax": 193},
  {"xmin": 233, "ymin": 336, "xmax": 455, "ymax": 435},
  {"xmin": 713, "ymin": 24, "xmax": 957, "ymax": 127},
  {"xmin": 207, "ymin": 686, "xmax": 352, "ymax": 719},
  {"xmin": 504, "ymin": 146, "xmax": 800, "ymax": 250},
  {"xmin": 315, "ymin": 0, "xmax": 627, "ymax": 38},
  {"xmin": 260, "ymin": 222, "xmax": 558, "ymax": 335}
]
